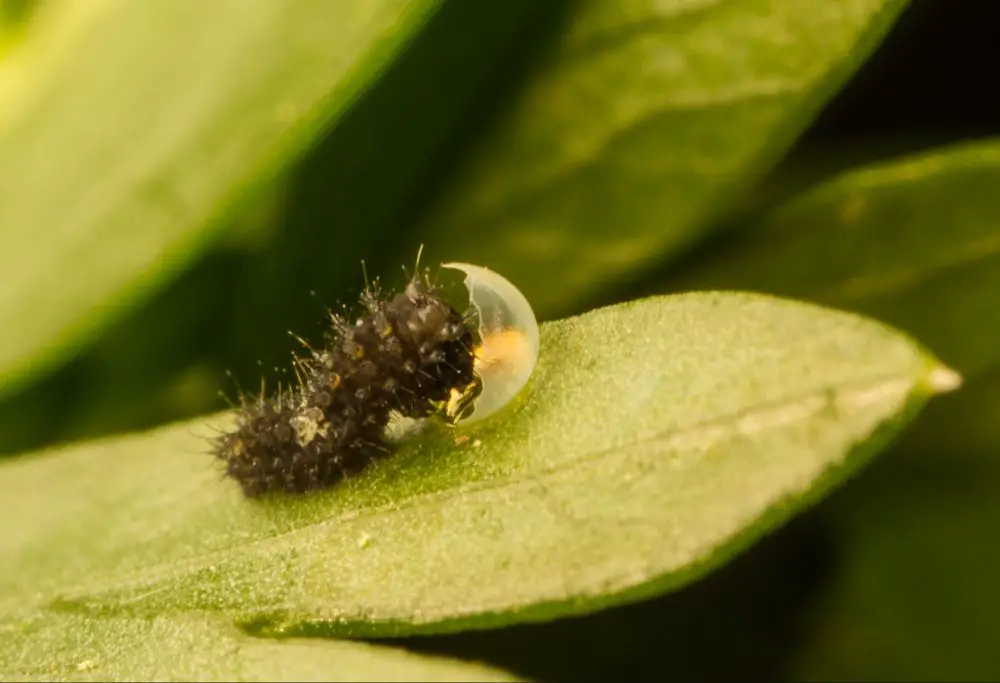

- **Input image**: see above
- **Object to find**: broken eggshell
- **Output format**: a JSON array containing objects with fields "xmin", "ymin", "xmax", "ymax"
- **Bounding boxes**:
[{"xmin": 443, "ymin": 262, "xmax": 540, "ymax": 424}]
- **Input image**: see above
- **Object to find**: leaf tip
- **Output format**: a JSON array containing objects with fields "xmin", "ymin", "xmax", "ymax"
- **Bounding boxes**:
[{"xmin": 926, "ymin": 364, "xmax": 962, "ymax": 395}]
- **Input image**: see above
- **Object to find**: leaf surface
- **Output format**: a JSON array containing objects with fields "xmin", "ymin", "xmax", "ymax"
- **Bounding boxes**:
[
  {"xmin": 0, "ymin": 611, "xmax": 519, "ymax": 682},
  {"xmin": 0, "ymin": 293, "xmax": 951, "ymax": 635}
]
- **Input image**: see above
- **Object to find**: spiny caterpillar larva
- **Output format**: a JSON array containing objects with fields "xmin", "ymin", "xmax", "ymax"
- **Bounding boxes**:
[{"xmin": 211, "ymin": 258, "xmax": 538, "ymax": 497}]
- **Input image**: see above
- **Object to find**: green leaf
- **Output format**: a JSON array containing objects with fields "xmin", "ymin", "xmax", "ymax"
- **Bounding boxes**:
[
  {"xmin": 663, "ymin": 139, "xmax": 1000, "ymax": 383},
  {"xmin": 400, "ymin": 0, "xmax": 909, "ymax": 318},
  {"xmin": 0, "ymin": 0, "xmax": 442, "ymax": 399},
  {"xmin": 0, "ymin": 293, "xmax": 953, "ymax": 636},
  {"xmin": 660, "ymin": 137, "xmax": 1000, "ymax": 458},
  {"xmin": 654, "ymin": 141, "xmax": 1000, "ymax": 678},
  {"xmin": 0, "ymin": 611, "xmax": 520, "ymax": 681},
  {"xmin": 0, "ymin": 0, "xmax": 32, "ymax": 45}
]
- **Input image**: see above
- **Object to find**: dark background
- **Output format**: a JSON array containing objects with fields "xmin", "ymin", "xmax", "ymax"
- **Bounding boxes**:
[{"xmin": 805, "ymin": 0, "xmax": 999, "ymax": 152}]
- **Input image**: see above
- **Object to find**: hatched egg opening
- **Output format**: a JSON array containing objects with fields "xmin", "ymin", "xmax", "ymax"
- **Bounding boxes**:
[{"xmin": 442, "ymin": 262, "xmax": 539, "ymax": 424}]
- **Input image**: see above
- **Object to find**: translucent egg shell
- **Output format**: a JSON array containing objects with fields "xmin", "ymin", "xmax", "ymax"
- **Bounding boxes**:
[{"xmin": 443, "ymin": 262, "xmax": 540, "ymax": 424}]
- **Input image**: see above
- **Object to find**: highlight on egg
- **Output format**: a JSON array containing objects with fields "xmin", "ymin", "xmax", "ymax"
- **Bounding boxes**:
[{"xmin": 442, "ymin": 262, "xmax": 540, "ymax": 424}]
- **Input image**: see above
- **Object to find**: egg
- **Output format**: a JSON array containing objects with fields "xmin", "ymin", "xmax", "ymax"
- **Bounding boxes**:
[{"xmin": 442, "ymin": 262, "xmax": 540, "ymax": 424}]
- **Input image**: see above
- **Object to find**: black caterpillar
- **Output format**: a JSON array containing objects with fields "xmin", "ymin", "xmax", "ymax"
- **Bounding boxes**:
[{"xmin": 212, "ymin": 270, "xmax": 479, "ymax": 497}]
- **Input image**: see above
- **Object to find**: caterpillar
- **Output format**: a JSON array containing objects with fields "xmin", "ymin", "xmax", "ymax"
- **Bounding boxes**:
[{"xmin": 211, "ymin": 259, "xmax": 538, "ymax": 498}]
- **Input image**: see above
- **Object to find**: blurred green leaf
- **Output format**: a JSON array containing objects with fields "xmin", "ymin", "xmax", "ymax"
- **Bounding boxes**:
[
  {"xmin": 399, "ymin": 0, "xmax": 909, "ymax": 318},
  {"xmin": 0, "ymin": 610, "xmax": 519, "ymax": 681},
  {"xmin": 663, "ymin": 139, "xmax": 1000, "ymax": 382},
  {"xmin": 1, "ymin": 0, "xmax": 33, "ymax": 36},
  {"xmin": 0, "ymin": 0, "xmax": 443, "ymax": 399},
  {"xmin": 0, "ymin": 249, "xmax": 242, "ymax": 457},
  {"xmin": 661, "ymin": 139, "xmax": 1000, "ymax": 463},
  {"xmin": 1, "ymin": 293, "xmax": 951, "ymax": 636}
]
